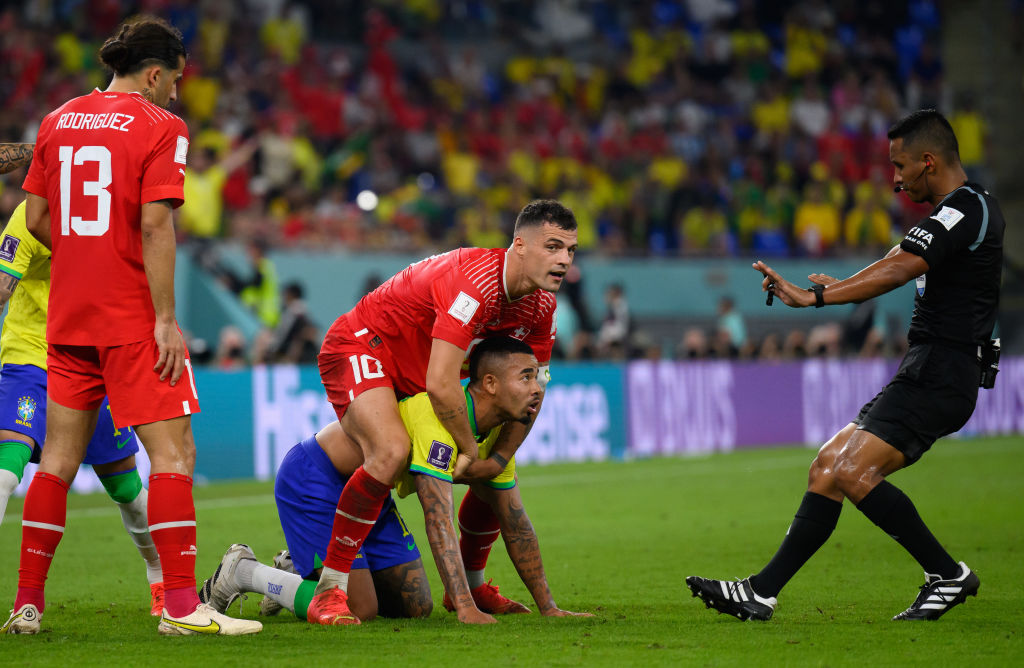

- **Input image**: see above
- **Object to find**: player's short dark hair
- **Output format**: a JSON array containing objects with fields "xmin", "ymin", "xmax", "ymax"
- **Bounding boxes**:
[
  {"xmin": 513, "ymin": 199, "xmax": 577, "ymax": 236},
  {"xmin": 99, "ymin": 16, "xmax": 186, "ymax": 76},
  {"xmin": 887, "ymin": 109, "xmax": 960, "ymax": 164},
  {"xmin": 468, "ymin": 336, "xmax": 536, "ymax": 383}
]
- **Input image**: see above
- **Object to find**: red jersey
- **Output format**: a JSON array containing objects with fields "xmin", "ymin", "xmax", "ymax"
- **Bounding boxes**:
[
  {"xmin": 23, "ymin": 90, "xmax": 188, "ymax": 346},
  {"xmin": 338, "ymin": 247, "xmax": 557, "ymax": 395}
]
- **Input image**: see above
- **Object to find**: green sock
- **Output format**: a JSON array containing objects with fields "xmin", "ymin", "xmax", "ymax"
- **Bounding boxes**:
[
  {"xmin": 0, "ymin": 441, "xmax": 33, "ymax": 524},
  {"xmin": 98, "ymin": 467, "xmax": 143, "ymax": 503},
  {"xmin": 0, "ymin": 440, "xmax": 32, "ymax": 481},
  {"xmin": 295, "ymin": 580, "xmax": 318, "ymax": 622}
]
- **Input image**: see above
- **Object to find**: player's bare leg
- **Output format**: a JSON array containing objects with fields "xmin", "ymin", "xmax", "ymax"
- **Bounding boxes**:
[
  {"xmin": 370, "ymin": 559, "xmax": 433, "ymax": 619},
  {"xmin": 94, "ymin": 455, "xmax": 163, "ymax": 615},
  {"xmin": 5, "ymin": 401, "xmax": 96, "ymax": 634},
  {"xmin": 136, "ymin": 416, "xmax": 261, "ymax": 635},
  {"xmin": 469, "ymin": 483, "xmax": 591, "ymax": 616},
  {"xmin": 308, "ymin": 388, "xmax": 410, "ymax": 626}
]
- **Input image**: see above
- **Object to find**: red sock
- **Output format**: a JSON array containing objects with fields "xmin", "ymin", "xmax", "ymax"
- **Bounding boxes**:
[
  {"xmin": 15, "ymin": 472, "xmax": 70, "ymax": 613},
  {"xmin": 323, "ymin": 467, "xmax": 391, "ymax": 572},
  {"xmin": 148, "ymin": 473, "xmax": 200, "ymax": 617},
  {"xmin": 458, "ymin": 489, "xmax": 500, "ymax": 573}
]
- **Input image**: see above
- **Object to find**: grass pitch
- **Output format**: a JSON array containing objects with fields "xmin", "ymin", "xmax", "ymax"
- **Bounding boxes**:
[{"xmin": 1, "ymin": 437, "xmax": 1021, "ymax": 666}]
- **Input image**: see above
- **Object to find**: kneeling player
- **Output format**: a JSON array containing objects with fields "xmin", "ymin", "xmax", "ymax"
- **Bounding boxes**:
[
  {"xmin": 200, "ymin": 337, "xmax": 590, "ymax": 624},
  {"xmin": 199, "ymin": 425, "xmax": 432, "ymax": 624},
  {"xmin": 393, "ymin": 336, "xmax": 591, "ymax": 623}
]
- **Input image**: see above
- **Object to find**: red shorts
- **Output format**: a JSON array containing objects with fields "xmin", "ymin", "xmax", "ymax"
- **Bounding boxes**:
[
  {"xmin": 47, "ymin": 339, "xmax": 201, "ymax": 428},
  {"xmin": 319, "ymin": 315, "xmax": 399, "ymax": 420}
]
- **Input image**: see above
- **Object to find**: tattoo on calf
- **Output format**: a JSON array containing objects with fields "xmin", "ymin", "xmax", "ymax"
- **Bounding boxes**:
[{"xmin": 373, "ymin": 560, "xmax": 432, "ymax": 618}]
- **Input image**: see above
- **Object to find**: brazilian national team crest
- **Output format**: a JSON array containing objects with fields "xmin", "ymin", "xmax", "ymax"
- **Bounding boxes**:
[{"xmin": 16, "ymin": 395, "xmax": 37, "ymax": 426}]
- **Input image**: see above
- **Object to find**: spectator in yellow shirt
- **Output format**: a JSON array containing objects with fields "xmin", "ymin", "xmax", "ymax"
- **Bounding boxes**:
[
  {"xmin": 843, "ymin": 185, "xmax": 893, "ymax": 251},
  {"xmin": 181, "ymin": 140, "xmax": 259, "ymax": 240},
  {"xmin": 793, "ymin": 181, "xmax": 840, "ymax": 256}
]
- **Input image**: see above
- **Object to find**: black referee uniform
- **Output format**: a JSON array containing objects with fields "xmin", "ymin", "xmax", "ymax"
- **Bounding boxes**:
[{"xmin": 855, "ymin": 182, "xmax": 1004, "ymax": 463}]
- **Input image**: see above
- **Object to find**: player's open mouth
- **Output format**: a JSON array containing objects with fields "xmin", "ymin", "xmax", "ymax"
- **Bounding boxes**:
[
  {"xmin": 526, "ymin": 400, "xmax": 541, "ymax": 414},
  {"xmin": 549, "ymin": 270, "xmax": 565, "ymax": 281}
]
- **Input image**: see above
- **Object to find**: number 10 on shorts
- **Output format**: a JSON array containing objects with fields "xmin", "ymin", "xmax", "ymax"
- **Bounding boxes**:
[{"xmin": 349, "ymin": 354, "xmax": 384, "ymax": 384}]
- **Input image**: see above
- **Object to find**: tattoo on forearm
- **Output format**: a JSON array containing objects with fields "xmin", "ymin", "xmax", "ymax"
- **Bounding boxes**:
[
  {"xmin": 372, "ymin": 560, "xmax": 433, "ymax": 618},
  {"xmin": 496, "ymin": 490, "xmax": 556, "ymax": 611},
  {"xmin": 0, "ymin": 143, "xmax": 33, "ymax": 174},
  {"xmin": 416, "ymin": 476, "xmax": 472, "ymax": 607},
  {"xmin": 0, "ymin": 271, "xmax": 19, "ymax": 304},
  {"xmin": 436, "ymin": 406, "xmax": 461, "ymax": 422}
]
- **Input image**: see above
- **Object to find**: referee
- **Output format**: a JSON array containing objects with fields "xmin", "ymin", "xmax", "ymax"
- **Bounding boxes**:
[{"xmin": 686, "ymin": 109, "xmax": 1004, "ymax": 622}]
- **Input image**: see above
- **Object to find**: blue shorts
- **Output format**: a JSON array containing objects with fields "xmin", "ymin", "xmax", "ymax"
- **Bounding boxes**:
[
  {"xmin": 274, "ymin": 436, "xmax": 420, "ymax": 579},
  {"xmin": 0, "ymin": 363, "xmax": 139, "ymax": 466}
]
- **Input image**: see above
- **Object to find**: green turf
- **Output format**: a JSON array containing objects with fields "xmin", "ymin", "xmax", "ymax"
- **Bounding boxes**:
[{"xmin": 1, "ymin": 437, "xmax": 1022, "ymax": 666}]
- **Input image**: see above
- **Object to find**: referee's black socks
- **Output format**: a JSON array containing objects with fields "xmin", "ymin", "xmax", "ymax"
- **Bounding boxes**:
[
  {"xmin": 856, "ymin": 480, "xmax": 959, "ymax": 580},
  {"xmin": 750, "ymin": 492, "xmax": 842, "ymax": 598}
]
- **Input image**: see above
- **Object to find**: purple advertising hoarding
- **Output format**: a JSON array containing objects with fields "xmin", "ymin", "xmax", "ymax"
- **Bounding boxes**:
[{"xmin": 626, "ymin": 356, "xmax": 1024, "ymax": 456}]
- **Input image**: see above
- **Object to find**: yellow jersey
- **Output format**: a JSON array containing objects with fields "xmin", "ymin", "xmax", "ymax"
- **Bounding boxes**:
[
  {"xmin": 0, "ymin": 202, "xmax": 50, "ymax": 369},
  {"xmin": 394, "ymin": 389, "xmax": 516, "ymax": 499}
]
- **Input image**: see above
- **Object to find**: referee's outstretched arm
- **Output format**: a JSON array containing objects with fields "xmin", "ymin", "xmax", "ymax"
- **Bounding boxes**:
[{"xmin": 753, "ymin": 249, "xmax": 928, "ymax": 309}]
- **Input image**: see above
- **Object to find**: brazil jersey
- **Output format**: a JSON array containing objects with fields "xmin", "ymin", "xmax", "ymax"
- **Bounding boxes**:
[
  {"xmin": 0, "ymin": 202, "xmax": 50, "ymax": 369},
  {"xmin": 394, "ymin": 388, "xmax": 516, "ymax": 499}
]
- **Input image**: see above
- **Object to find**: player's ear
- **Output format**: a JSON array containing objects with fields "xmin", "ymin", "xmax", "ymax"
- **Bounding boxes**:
[
  {"xmin": 144, "ymin": 64, "xmax": 163, "ymax": 89},
  {"xmin": 512, "ymin": 234, "xmax": 526, "ymax": 256}
]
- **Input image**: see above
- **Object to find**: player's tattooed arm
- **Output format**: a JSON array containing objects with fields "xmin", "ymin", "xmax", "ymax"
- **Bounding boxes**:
[
  {"xmin": 371, "ymin": 559, "xmax": 433, "ymax": 619},
  {"xmin": 474, "ymin": 483, "xmax": 593, "ymax": 617},
  {"xmin": 0, "ymin": 143, "xmax": 33, "ymax": 174},
  {"xmin": 415, "ymin": 474, "xmax": 495, "ymax": 624},
  {"xmin": 426, "ymin": 338, "xmax": 482, "ymax": 464},
  {"xmin": 0, "ymin": 271, "xmax": 19, "ymax": 307}
]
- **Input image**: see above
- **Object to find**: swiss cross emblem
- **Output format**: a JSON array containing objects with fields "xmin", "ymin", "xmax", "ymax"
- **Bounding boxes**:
[{"xmin": 512, "ymin": 326, "xmax": 529, "ymax": 339}]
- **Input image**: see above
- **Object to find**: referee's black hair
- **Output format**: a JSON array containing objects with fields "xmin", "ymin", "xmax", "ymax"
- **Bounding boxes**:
[
  {"xmin": 99, "ymin": 16, "xmax": 186, "ymax": 76},
  {"xmin": 468, "ymin": 336, "xmax": 536, "ymax": 382},
  {"xmin": 513, "ymin": 199, "xmax": 577, "ymax": 236},
  {"xmin": 887, "ymin": 109, "xmax": 960, "ymax": 164}
]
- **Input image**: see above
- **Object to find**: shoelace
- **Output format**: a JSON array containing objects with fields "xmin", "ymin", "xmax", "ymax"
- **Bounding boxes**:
[{"xmin": 726, "ymin": 579, "xmax": 748, "ymax": 600}]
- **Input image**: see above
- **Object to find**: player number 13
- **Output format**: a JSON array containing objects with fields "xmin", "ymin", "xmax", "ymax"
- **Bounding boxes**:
[{"xmin": 58, "ymin": 145, "xmax": 112, "ymax": 236}]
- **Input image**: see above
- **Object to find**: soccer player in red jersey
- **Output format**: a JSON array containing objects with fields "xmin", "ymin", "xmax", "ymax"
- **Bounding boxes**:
[
  {"xmin": 2, "ymin": 17, "xmax": 260, "ymax": 636},
  {"xmin": 307, "ymin": 199, "xmax": 578, "ymax": 625}
]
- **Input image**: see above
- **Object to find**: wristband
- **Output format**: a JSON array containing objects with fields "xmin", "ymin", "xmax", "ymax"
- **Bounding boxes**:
[{"xmin": 808, "ymin": 283, "xmax": 826, "ymax": 308}]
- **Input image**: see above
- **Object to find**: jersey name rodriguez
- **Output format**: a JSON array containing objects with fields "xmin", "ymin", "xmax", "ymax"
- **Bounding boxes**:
[{"xmin": 54, "ymin": 111, "xmax": 135, "ymax": 132}]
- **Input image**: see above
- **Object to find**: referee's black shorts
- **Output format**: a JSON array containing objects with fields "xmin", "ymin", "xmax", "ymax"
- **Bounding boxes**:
[{"xmin": 854, "ymin": 343, "xmax": 981, "ymax": 464}]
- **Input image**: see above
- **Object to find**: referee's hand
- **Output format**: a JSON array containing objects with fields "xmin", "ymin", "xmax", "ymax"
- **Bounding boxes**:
[
  {"xmin": 753, "ymin": 261, "xmax": 816, "ymax": 308},
  {"xmin": 154, "ymin": 319, "xmax": 186, "ymax": 385}
]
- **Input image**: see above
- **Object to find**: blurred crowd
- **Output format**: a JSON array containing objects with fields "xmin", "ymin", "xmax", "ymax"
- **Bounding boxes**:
[
  {"xmin": 555, "ymin": 281, "xmax": 906, "ymax": 364},
  {"xmin": 0, "ymin": 0, "xmax": 991, "ymax": 260}
]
